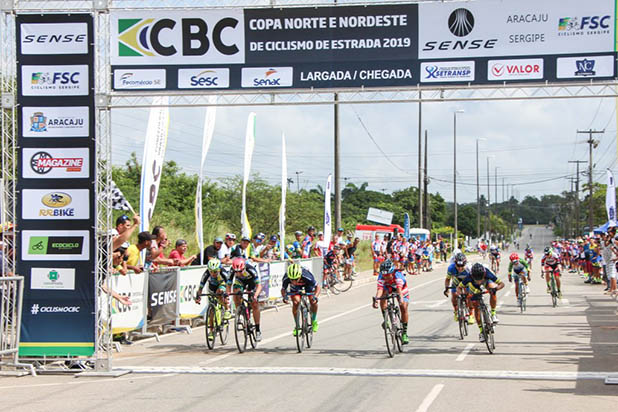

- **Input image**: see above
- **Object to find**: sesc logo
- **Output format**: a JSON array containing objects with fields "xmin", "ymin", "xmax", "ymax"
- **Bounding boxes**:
[
  {"xmin": 178, "ymin": 68, "xmax": 230, "ymax": 89},
  {"xmin": 241, "ymin": 67, "xmax": 293, "ymax": 88},
  {"xmin": 20, "ymin": 22, "xmax": 88, "ymax": 55},
  {"xmin": 21, "ymin": 65, "xmax": 89, "ymax": 96},
  {"xmin": 112, "ymin": 11, "xmax": 245, "ymax": 65},
  {"xmin": 113, "ymin": 69, "xmax": 166, "ymax": 89},
  {"xmin": 22, "ymin": 230, "xmax": 90, "ymax": 261},
  {"xmin": 22, "ymin": 106, "xmax": 89, "ymax": 138}
]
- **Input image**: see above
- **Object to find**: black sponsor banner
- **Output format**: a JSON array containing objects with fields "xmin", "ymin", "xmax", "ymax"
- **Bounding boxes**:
[
  {"xmin": 148, "ymin": 269, "xmax": 178, "ymax": 326},
  {"xmin": 16, "ymin": 13, "xmax": 96, "ymax": 357}
]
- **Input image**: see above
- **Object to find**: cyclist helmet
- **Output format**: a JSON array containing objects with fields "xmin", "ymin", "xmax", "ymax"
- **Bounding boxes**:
[
  {"xmin": 232, "ymin": 257, "xmax": 245, "ymax": 272},
  {"xmin": 379, "ymin": 259, "xmax": 394, "ymax": 275},
  {"xmin": 454, "ymin": 252, "xmax": 467, "ymax": 266},
  {"xmin": 470, "ymin": 263, "xmax": 486, "ymax": 282},
  {"xmin": 509, "ymin": 253, "xmax": 519, "ymax": 262},
  {"xmin": 207, "ymin": 258, "xmax": 221, "ymax": 272},
  {"xmin": 287, "ymin": 263, "xmax": 302, "ymax": 280},
  {"xmin": 513, "ymin": 263, "xmax": 524, "ymax": 274},
  {"xmin": 543, "ymin": 247, "xmax": 551, "ymax": 255},
  {"xmin": 490, "ymin": 245, "xmax": 497, "ymax": 251}
]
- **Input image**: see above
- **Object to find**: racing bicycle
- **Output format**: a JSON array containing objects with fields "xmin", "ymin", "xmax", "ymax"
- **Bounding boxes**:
[
  {"xmin": 230, "ymin": 291, "xmax": 257, "ymax": 353},
  {"xmin": 287, "ymin": 292, "xmax": 314, "ymax": 353},
  {"xmin": 474, "ymin": 290, "xmax": 496, "ymax": 354},
  {"xmin": 374, "ymin": 294, "xmax": 404, "ymax": 358},
  {"xmin": 201, "ymin": 293, "xmax": 229, "ymax": 350}
]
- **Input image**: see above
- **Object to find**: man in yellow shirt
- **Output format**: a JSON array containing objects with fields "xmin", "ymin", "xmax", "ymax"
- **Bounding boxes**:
[{"xmin": 126, "ymin": 231, "xmax": 156, "ymax": 273}]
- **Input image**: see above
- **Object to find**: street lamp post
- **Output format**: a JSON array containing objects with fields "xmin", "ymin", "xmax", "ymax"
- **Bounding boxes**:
[
  {"xmin": 453, "ymin": 109, "xmax": 464, "ymax": 248},
  {"xmin": 476, "ymin": 138, "xmax": 486, "ymax": 239},
  {"xmin": 486, "ymin": 155, "xmax": 494, "ymax": 241}
]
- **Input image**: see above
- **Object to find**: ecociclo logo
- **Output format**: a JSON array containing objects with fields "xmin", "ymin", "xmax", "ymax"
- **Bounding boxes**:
[{"xmin": 448, "ymin": 8, "xmax": 475, "ymax": 37}]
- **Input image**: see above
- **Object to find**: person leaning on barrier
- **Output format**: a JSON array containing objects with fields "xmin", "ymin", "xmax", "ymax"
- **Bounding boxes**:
[
  {"xmin": 147, "ymin": 226, "xmax": 177, "ymax": 268},
  {"xmin": 168, "ymin": 239, "xmax": 196, "ymax": 267},
  {"xmin": 194, "ymin": 236, "xmax": 224, "ymax": 266},
  {"xmin": 111, "ymin": 214, "xmax": 141, "ymax": 251},
  {"xmin": 126, "ymin": 231, "xmax": 156, "ymax": 274},
  {"xmin": 231, "ymin": 236, "xmax": 251, "ymax": 259},
  {"xmin": 260, "ymin": 235, "xmax": 280, "ymax": 261},
  {"xmin": 218, "ymin": 233, "xmax": 236, "ymax": 264},
  {"xmin": 112, "ymin": 242, "xmax": 129, "ymax": 276}
]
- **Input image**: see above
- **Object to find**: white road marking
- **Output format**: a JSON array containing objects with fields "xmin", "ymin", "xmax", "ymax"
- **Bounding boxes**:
[
  {"xmin": 0, "ymin": 373, "xmax": 175, "ymax": 390},
  {"xmin": 428, "ymin": 300, "xmax": 447, "ymax": 308},
  {"xmin": 456, "ymin": 343, "xmax": 475, "ymax": 362},
  {"xmin": 415, "ymin": 384, "xmax": 444, "ymax": 412},
  {"xmin": 112, "ymin": 366, "xmax": 615, "ymax": 381}
]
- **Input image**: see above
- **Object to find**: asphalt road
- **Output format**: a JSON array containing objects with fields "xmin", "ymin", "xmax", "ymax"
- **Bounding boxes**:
[{"xmin": 1, "ymin": 225, "xmax": 617, "ymax": 412}]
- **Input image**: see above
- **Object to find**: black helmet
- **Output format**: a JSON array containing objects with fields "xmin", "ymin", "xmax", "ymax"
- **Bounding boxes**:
[
  {"xmin": 307, "ymin": 226, "xmax": 315, "ymax": 232},
  {"xmin": 470, "ymin": 263, "xmax": 486, "ymax": 281},
  {"xmin": 544, "ymin": 247, "xmax": 551, "ymax": 255},
  {"xmin": 379, "ymin": 259, "xmax": 394, "ymax": 275},
  {"xmin": 454, "ymin": 252, "xmax": 467, "ymax": 266}
]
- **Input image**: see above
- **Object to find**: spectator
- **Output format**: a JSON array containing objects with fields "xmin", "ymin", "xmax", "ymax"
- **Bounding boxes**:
[
  {"xmin": 292, "ymin": 231, "xmax": 303, "ymax": 257},
  {"xmin": 260, "ymin": 235, "xmax": 280, "ymax": 260},
  {"xmin": 302, "ymin": 226, "xmax": 316, "ymax": 258},
  {"xmin": 218, "ymin": 233, "xmax": 236, "ymax": 264},
  {"xmin": 231, "ymin": 236, "xmax": 251, "ymax": 259},
  {"xmin": 195, "ymin": 236, "xmax": 224, "ymax": 265},
  {"xmin": 112, "ymin": 214, "xmax": 140, "ymax": 251},
  {"xmin": 112, "ymin": 242, "xmax": 129, "ymax": 275},
  {"xmin": 169, "ymin": 239, "xmax": 196, "ymax": 267},
  {"xmin": 333, "ymin": 227, "xmax": 345, "ymax": 244},
  {"xmin": 315, "ymin": 231, "xmax": 330, "ymax": 257},
  {"xmin": 126, "ymin": 231, "xmax": 155, "ymax": 273},
  {"xmin": 147, "ymin": 226, "xmax": 176, "ymax": 268}
]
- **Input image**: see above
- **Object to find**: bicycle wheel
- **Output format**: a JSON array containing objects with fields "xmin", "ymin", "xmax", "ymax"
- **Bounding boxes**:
[
  {"xmin": 393, "ymin": 307, "xmax": 403, "ymax": 353},
  {"xmin": 328, "ymin": 274, "xmax": 340, "ymax": 295},
  {"xmin": 550, "ymin": 276, "xmax": 557, "ymax": 308},
  {"xmin": 247, "ymin": 308, "xmax": 257, "ymax": 349},
  {"xmin": 482, "ymin": 307, "xmax": 494, "ymax": 354},
  {"xmin": 295, "ymin": 308, "xmax": 305, "ymax": 353},
  {"xmin": 304, "ymin": 303, "xmax": 313, "ymax": 349},
  {"xmin": 335, "ymin": 271, "xmax": 354, "ymax": 292},
  {"xmin": 234, "ymin": 306, "xmax": 248, "ymax": 353},
  {"xmin": 457, "ymin": 302, "xmax": 466, "ymax": 340},
  {"xmin": 219, "ymin": 309, "xmax": 229, "ymax": 345},
  {"xmin": 205, "ymin": 306, "xmax": 217, "ymax": 350},
  {"xmin": 383, "ymin": 309, "xmax": 396, "ymax": 358}
]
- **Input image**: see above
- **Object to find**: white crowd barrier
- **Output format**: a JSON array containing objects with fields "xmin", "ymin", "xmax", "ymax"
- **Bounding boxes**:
[{"xmin": 109, "ymin": 258, "xmax": 323, "ymax": 337}]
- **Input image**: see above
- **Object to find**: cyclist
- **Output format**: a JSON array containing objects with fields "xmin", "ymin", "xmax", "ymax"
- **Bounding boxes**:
[
  {"xmin": 195, "ymin": 258, "xmax": 232, "ymax": 320},
  {"xmin": 371, "ymin": 234, "xmax": 384, "ymax": 276},
  {"xmin": 372, "ymin": 260, "xmax": 410, "ymax": 344},
  {"xmin": 229, "ymin": 257, "xmax": 263, "ymax": 341},
  {"xmin": 507, "ymin": 253, "xmax": 531, "ymax": 295},
  {"xmin": 443, "ymin": 252, "xmax": 473, "ymax": 324},
  {"xmin": 489, "ymin": 245, "xmax": 501, "ymax": 272},
  {"xmin": 281, "ymin": 263, "xmax": 321, "ymax": 335},
  {"xmin": 459, "ymin": 263, "xmax": 504, "ymax": 342},
  {"xmin": 524, "ymin": 245, "xmax": 534, "ymax": 270},
  {"xmin": 323, "ymin": 244, "xmax": 340, "ymax": 283},
  {"xmin": 541, "ymin": 246, "xmax": 562, "ymax": 298}
]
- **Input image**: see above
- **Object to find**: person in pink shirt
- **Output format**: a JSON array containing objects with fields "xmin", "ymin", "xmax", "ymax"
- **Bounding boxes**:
[{"xmin": 169, "ymin": 239, "xmax": 196, "ymax": 267}]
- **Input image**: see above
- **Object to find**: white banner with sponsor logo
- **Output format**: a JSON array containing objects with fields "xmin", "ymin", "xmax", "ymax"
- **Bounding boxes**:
[
  {"xmin": 324, "ymin": 174, "xmax": 332, "ymax": 244},
  {"xmin": 487, "ymin": 58, "xmax": 544, "ymax": 81},
  {"xmin": 178, "ymin": 267, "xmax": 208, "ymax": 319},
  {"xmin": 22, "ymin": 147, "xmax": 89, "ymax": 179},
  {"xmin": 556, "ymin": 55, "xmax": 615, "ymax": 79},
  {"xmin": 607, "ymin": 169, "xmax": 617, "ymax": 226},
  {"xmin": 241, "ymin": 112, "xmax": 256, "ymax": 238},
  {"xmin": 420, "ymin": 61, "xmax": 475, "ymax": 83},
  {"xmin": 21, "ymin": 64, "xmax": 89, "ymax": 96},
  {"xmin": 22, "ymin": 189, "xmax": 89, "ymax": 220},
  {"xmin": 110, "ymin": 10, "xmax": 245, "ymax": 65},
  {"xmin": 178, "ymin": 68, "xmax": 230, "ymax": 89},
  {"xmin": 113, "ymin": 69, "xmax": 166, "ymax": 89},
  {"xmin": 21, "ymin": 230, "xmax": 90, "ymax": 261},
  {"xmin": 109, "ymin": 272, "xmax": 147, "ymax": 334},
  {"xmin": 20, "ymin": 22, "xmax": 88, "ymax": 55},
  {"xmin": 419, "ymin": 0, "xmax": 614, "ymax": 59},
  {"xmin": 279, "ymin": 132, "xmax": 287, "ymax": 258},
  {"xmin": 22, "ymin": 106, "xmax": 89, "ymax": 137},
  {"xmin": 140, "ymin": 96, "xmax": 169, "ymax": 232},
  {"xmin": 31, "ymin": 267, "xmax": 75, "ymax": 290},
  {"xmin": 241, "ymin": 67, "xmax": 293, "ymax": 88}
]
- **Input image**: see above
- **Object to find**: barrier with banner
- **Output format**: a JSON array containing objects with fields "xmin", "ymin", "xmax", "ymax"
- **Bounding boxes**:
[
  {"xmin": 148, "ymin": 268, "xmax": 178, "ymax": 326},
  {"xmin": 177, "ymin": 266, "xmax": 208, "ymax": 319},
  {"xmin": 109, "ymin": 272, "xmax": 146, "ymax": 334}
]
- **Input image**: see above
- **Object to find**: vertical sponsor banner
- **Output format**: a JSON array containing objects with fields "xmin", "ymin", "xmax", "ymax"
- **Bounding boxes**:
[
  {"xmin": 16, "ymin": 14, "xmax": 96, "ymax": 356},
  {"xmin": 241, "ymin": 113, "xmax": 256, "ymax": 238},
  {"xmin": 606, "ymin": 169, "xmax": 616, "ymax": 226},
  {"xmin": 279, "ymin": 133, "xmax": 287, "ymax": 257},
  {"xmin": 324, "ymin": 174, "xmax": 332, "ymax": 244},
  {"xmin": 195, "ymin": 96, "xmax": 217, "ymax": 264},
  {"xmin": 139, "ymin": 95, "xmax": 169, "ymax": 233},
  {"xmin": 148, "ymin": 268, "xmax": 178, "ymax": 326},
  {"xmin": 257, "ymin": 262, "xmax": 270, "ymax": 301},
  {"xmin": 404, "ymin": 213, "xmax": 410, "ymax": 238}
]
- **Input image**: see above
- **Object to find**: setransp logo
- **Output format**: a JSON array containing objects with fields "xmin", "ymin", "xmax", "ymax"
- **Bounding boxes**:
[
  {"xmin": 178, "ymin": 68, "xmax": 230, "ymax": 89},
  {"xmin": 241, "ymin": 67, "xmax": 293, "ymax": 88},
  {"xmin": 421, "ymin": 61, "xmax": 475, "ymax": 83},
  {"xmin": 21, "ymin": 65, "xmax": 89, "ymax": 96},
  {"xmin": 22, "ymin": 106, "xmax": 89, "ymax": 138},
  {"xmin": 112, "ymin": 11, "xmax": 245, "ymax": 65}
]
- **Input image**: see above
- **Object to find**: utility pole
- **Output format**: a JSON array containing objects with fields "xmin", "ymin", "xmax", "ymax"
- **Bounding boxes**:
[
  {"xmin": 295, "ymin": 171, "xmax": 303, "ymax": 192},
  {"xmin": 577, "ymin": 129, "xmax": 603, "ymax": 234},
  {"xmin": 486, "ymin": 156, "xmax": 492, "ymax": 240},
  {"xmin": 418, "ymin": 90, "xmax": 423, "ymax": 228},
  {"xmin": 423, "ymin": 130, "xmax": 429, "ymax": 229},
  {"xmin": 475, "ymin": 138, "xmax": 485, "ymax": 239},
  {"xmin": 494, "ymin": 167, "xmax": 498, "ymax": 207},
  {"xmin": 502, "ymin": 178, "xmax": 505, "ymax": 203},
  {"xmin": 334, "ymin": 93, "xmax": 341, "ymax": 229},
  {"xmin": 568, "ymin": 160, "xmax": 586, "ymax": 236}
]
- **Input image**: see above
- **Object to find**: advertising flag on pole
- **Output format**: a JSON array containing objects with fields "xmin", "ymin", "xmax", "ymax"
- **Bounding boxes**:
[
  {"xmin": 140, "ymin": 95, "xmax": 169, "ymax": 233},
  {"xmin": 404, "ymin": 213, "xmax": 410, "ymax": 238},
  {"xmin": 324, "ymin": 174, "xmax": 332, "ymax": 244},
  {"xmin": 279, "ymin": 133, "xmax": 287, "ymax": 259},
  {"xmin": 606, "ymin": 169, "xmax": 616, "ymax": 226},
  {"xmin": 195, "ymin": 96, "xmax": 217, "ymax": 264},
  {"xmin": 241, "ymin": 112, "xmax": 256, "ymax": 238}
]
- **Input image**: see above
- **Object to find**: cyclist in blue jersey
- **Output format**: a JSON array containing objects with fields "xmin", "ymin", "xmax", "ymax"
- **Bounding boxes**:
[
  {"xmin": 443, "ymin": 253, "xmax": 473, "ymax": 323},
  {"xmin": 301, "ymin": 226, "xmax": 315, "ymax": 258},
  {"xmin": 281, "ymin": 263, "xmax": 321, "ymax": 335},
  {"xmin": 372, "ymin": 259, "xmax": 410, "ymax": 344}
]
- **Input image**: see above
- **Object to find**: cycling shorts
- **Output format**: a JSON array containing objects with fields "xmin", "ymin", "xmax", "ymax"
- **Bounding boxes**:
[
  {"xmin": 233, "ymin": 277, "xmax": 257, "ymax": 292},
  {"xmin": 207, "ymin": 282, "xmax": 226, "ymax": 294},
  {"xmin": 288, "ymin": 283, "xmax": 316, "ymax": 295}
]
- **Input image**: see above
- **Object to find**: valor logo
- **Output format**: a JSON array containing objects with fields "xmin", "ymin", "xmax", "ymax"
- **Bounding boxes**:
[
  {"xmin": 22, "ymin": 106, "xmax": 89, "ymax": 138},
  {"xmin": 448, "ymin": 8, "xmax": 475, "ymax": 37},
  {"xmin": 487, "ymin": 59, "xmax": 543, "ymax": 81}
]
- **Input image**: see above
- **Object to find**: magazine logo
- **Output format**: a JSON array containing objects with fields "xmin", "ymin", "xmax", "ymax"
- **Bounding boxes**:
[
  {"xmin": 23, "ymin": 148, "xmax": 89, "ymax": 179},
  {"xmin": 30, "ymin": 304, "xmax": 80, "ymax": 315},
  {"xmin": 241, "ymin": 67, "xmax": 293, "ymax": 88},
  {"xmin": 421, "ymin": 61, "xmax": 475, "ymax": 83},
  {"xmin": 30, "ymin": 151, "xmax": 83, "ymax": 174},
  {"xmin": 556, "ymin": 55, "xmax": 614, "ymax": 79},
  {"xmin": 22, "ymin": 106, "xmax": 89, "ymax": 138},
  {"xmin": 488, "ymin": 59, "xmax": 543, "ymax": 81},
  {"xmin": 22, "ymin": 230, "xmax": 90, "ymax": 261},
  {"xmin": 30, "ymin": 268, "xmax": 75, "ymax": 290},
  {"xmin": 178, "ymin": 68, "xmax": 230, "ymax": 89},
  {"xmin": 113, "ymin": 69, "xmax": 166, "ymax": 89},
  {"xmin": 21, "ymin": 65, "xmax": 89, "ymax": 96},
  {"xmin": 22, "ymin": 189, "xmax": 89, "ymax": 220},
  {"xmin": 20, "ymin": 22, "xmax": 88, "ymax": 55}
]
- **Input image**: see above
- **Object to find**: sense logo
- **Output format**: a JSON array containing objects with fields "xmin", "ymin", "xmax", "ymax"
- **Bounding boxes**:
[{"xmin": 448, "ymin": 8, "xmax": 474, "ymax": 37}]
